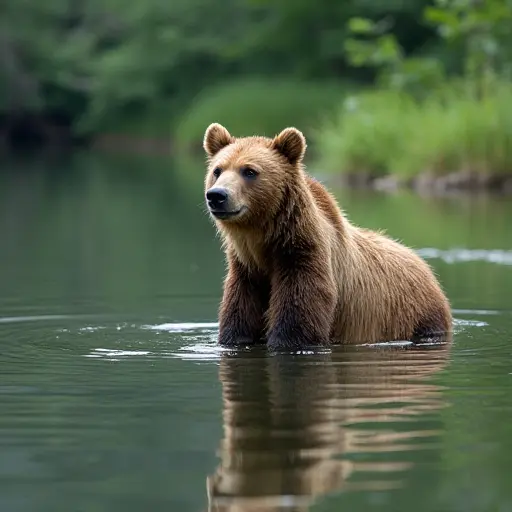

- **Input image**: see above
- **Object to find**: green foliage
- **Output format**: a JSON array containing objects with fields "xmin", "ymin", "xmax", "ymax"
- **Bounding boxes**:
[
  {"xmin": 314, "ymin": 81, "xmax": 512, "ymax": 178},
  {"xmin": 0, "ymin": 0, "xmax": 462, "ymax": 137},
  {"xmin": 344, "ymin": 15, "xmax": 449, "ymax": 96},
  {"xmin": 318, "ymin": 0, "xmax": 512, "ymax": 180},
  {"xmin": 1, "ymin": 0, "xmax": 512, "ymax": 141},
  {"xmin": 173, "ymin": 78, "xmax": 350, "ymax": 153},
  {"xmin": 348, "ymin": 17, "xmax": 377, "ymax": 34},
  {"xmin": 313, "ymin": 90, "xmax": 417, "ymax": 176},
  {"xmin": 344, "ymin": 16, "xmax": 403, "ymax": 66},
  {"xmin": 344, "ymin": 0, "xmax": 512, "ymax": 97},
  {"xmin": 424, "ymin": 0, "xmax": 512, "ymax": 95},
  {"xmin": 94, "ymin": 101, "xmax": 176, "ymax": 138},
  {"xmin": 0, "ymin": 0, "xmax": 267, "ymax": 133}
]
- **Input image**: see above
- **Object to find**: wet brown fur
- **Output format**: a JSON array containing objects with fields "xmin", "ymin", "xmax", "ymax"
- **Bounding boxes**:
[{"xmin": 203, "ymin": 123, "xmax": 452, "ymax": 350}]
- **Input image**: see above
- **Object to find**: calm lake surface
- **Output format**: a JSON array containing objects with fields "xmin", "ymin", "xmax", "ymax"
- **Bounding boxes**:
[{"xmin": 1, "ymin": 152, "xmax": 511, "ymax": 512}]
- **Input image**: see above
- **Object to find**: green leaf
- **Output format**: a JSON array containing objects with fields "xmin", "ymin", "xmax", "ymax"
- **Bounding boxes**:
[
  {"xmin": 348, "ymin": 17, "xmax": 376, "ymax": 34},
  {"xmin": 344, "ymin": 38, "xmax": 378, "ymax": 67},
  {"xmin": 375, "ymin": 34, "xmax": 402, "ymax": 63},
  {"xmin": 424, "ymin": 6, "xmax": 460, "ymax": 28}
]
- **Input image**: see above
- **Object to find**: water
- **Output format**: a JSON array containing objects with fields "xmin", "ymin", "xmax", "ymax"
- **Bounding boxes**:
[{"xmin": 0, "ymin": 152, "xmax": 511, "ymax": 512}]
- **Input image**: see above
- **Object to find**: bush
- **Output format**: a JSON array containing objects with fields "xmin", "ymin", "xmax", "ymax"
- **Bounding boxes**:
[
  {"xmin": 173, "ymin": 78, "xmax": 351, "ymax": 154},
  {"xmin": 314, "ymin": 81, "xmax": 512, "ymax": 178},
  {"xmin": 313, "ymin": 90, "xmax": 418, "ymax": 177}
]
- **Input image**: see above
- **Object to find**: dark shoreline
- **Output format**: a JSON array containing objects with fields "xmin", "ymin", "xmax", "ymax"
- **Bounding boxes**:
[{"xmin": 326, "ymin": 171, "xmax": 512, "ymax": 196}]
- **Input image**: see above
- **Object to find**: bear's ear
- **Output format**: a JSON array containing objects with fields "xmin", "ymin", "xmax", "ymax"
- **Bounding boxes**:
[
  {"xmin": 272, "ymin": 127, "xmax": 306, "ymax": 165},
  {"xmin": 203, "ymin": 123, "xmax": 234, "ymax": 157}
]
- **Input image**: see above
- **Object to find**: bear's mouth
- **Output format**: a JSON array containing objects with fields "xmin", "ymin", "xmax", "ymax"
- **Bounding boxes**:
[{"xmin": 210, "ymin": 206, "xmax": 246, "ymax": 220}]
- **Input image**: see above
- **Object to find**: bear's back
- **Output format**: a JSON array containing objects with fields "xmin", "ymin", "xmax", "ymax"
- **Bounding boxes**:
[
  {"xmin": 305, "ymin": 175, "xmax": 346, "ymax": 235},
  {"xmin": 304, "ymin": 175, "xmax": 451, "ymax": 343}
]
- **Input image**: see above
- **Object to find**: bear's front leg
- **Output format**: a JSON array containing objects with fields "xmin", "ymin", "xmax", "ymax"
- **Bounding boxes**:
[
  {"xmin": 218, "ymin": 257, "xmax": 270, "ymax": 347},
  {"xmin": 266, "ymin": 262, "xmax": 336, "ymax": 351}
]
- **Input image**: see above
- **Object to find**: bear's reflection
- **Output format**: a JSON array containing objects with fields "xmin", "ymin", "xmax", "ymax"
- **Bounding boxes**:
[{"xmin": 206, "ymin": 340, "xmax": 452, "ymax": 512}]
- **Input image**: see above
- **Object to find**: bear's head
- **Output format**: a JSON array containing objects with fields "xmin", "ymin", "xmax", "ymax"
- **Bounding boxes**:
[{"xmin": 203, "ymin": 123, "xmax": 307, "ymax": 226}]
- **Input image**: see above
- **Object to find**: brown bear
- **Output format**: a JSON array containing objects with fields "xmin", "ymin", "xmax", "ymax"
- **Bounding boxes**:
[{"xmin": 203, "ymin": 123, "xmax": 452, "ymax": 351}]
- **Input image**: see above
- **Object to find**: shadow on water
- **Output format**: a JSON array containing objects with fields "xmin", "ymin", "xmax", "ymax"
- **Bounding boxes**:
[{"xmin": 206, "ymin": 340, "xmax": 452, "ymax": 512}]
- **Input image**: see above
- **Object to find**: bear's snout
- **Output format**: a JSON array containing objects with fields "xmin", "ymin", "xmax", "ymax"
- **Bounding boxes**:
[
  {"xmin": 205, "ymin": 187, "xmax": 245, "ymax": 220},
  {"xmin": 206, "ymin": 187, "xmax": 229, "ymax": 211}
]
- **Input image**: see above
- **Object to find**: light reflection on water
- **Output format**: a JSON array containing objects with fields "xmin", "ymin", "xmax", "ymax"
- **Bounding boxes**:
[
  {"xmin": 68, "ymin": 314, "xmax": 485, "ymax": 363},
  {"xmin": 417, "ymin": 248, "xmax": 512, "ymax": 265}
]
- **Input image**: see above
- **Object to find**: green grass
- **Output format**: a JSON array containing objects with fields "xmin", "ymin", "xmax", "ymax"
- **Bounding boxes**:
[
  {"xmin": 314, "ymin": 81, "xmax": 512, "ymax": 179},
  {"xmin": 172, "ymin": 78, "xmax": 352, "ymax": 154}
]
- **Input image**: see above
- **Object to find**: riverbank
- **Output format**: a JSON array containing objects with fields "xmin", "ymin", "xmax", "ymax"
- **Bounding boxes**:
[
  {"xmin": 314, "ymin": 84, "xmax": 512, "ymax": 194},
  {"xmin": 324, "ymin": 170, "xmax": 512, "ymax": 196}
]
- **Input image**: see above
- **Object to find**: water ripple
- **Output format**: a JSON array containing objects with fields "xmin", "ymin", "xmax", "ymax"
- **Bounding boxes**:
[
  {"xmin": 141, "ymin": 321, "xmax": 219, "ymax": 332},
  {"xmin": 74, "ymin": 314, "xmax": 490, "ymax": 363},
  {"xmin": 0, "ymin": 308, "xmax": 508, "ymax": 511},
  {"xmin": 418, "ymin": 247, "xmax": 512, "ymax": 265}
]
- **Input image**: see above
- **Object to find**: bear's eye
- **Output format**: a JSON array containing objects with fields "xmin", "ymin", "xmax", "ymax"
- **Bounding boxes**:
[
  {"xmin": 241, "ymin": 166, "xmax": 258, "ymax": 179},
  {"xmin": 213, "ymin": 167, "xmax": 222, "ymax": 178}
]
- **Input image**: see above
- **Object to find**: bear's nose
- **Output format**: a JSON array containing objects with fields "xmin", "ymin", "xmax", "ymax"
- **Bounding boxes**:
[{"xmin": 206, "ymin": 188, "xmax": 229, "ymax": 210}]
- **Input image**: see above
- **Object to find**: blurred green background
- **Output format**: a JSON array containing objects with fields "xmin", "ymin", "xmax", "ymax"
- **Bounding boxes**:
[{"xmin": 2, "ymin": 0, "xmax": 512, "ymax": 185}]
